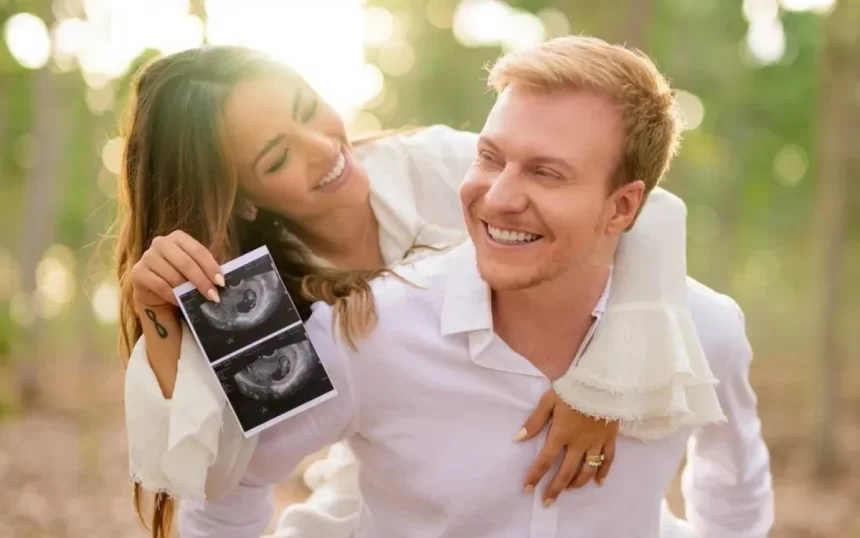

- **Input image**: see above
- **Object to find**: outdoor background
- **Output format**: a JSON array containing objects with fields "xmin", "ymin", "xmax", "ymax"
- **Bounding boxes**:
[{"xmin": 0, "ymin": 0, "xmax": 858, "ymax": 537}]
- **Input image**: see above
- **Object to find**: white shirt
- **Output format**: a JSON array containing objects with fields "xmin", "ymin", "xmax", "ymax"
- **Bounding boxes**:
[
  {"xmin": 178, "ymin": 241, "xmax": 773, "ymax": 538},
  {"xmin": 125, "ymin": 125, "xmax": 728, "ymax": 527}
]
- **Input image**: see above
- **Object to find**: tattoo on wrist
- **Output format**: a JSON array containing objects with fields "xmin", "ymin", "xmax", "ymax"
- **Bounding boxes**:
[{"xmin": 144, "ymin": 308, "xmax": 169, "ymax": 338}]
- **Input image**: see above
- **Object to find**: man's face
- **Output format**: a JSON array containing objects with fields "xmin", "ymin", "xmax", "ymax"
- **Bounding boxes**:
[{"xmin": 460, "ymin": 85, "xmax": 643, "ymax": 291}]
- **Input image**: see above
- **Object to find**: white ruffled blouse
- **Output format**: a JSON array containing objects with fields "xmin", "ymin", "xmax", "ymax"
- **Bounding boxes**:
[{"xmin": 124, "ymin": 125, "xmax": 725, "ymax": 518}]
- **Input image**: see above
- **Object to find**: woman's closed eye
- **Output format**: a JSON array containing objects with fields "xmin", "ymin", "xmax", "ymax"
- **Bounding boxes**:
[
  {"xmin": 301, "ymin": 99, "xmax": 318, "ymax": 123},
  {"xmin": 266, "ymin": 148, "xmax": 289, "ymax": 174}
]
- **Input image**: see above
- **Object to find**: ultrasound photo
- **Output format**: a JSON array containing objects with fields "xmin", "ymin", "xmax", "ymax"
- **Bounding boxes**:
[
  {"xmin": 175, "ymin": 247, "xmax": 301, "ymax": 362},
  {"xmin": 213, "ymin": 325, "xmax": 337, "ymax": 436}
]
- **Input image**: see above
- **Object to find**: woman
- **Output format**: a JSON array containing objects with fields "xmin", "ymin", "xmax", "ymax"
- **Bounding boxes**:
[{"xmin": 118, "ymin": 46, "xmax": 719, "ymax": 538}]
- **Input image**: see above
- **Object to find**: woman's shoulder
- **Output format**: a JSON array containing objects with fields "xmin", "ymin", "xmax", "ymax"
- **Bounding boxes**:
[{"xmin": 353, "ymin": 124, "xmax": 478, "ymax": 163}]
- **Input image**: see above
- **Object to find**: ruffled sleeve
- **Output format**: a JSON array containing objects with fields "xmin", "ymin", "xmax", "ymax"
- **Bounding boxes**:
[
  {"xmin": 125, "ymin": 321, "xmax": 256, "ymax": 500},
  {"xmin": 552, "ymin": 188, "xmax": 727, "ymax": 441}
]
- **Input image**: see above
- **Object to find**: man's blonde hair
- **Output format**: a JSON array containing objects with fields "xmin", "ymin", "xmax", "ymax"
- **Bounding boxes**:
[{"xmin": 488, "ymin": 36, "xmax": 680, "ymax": 195}]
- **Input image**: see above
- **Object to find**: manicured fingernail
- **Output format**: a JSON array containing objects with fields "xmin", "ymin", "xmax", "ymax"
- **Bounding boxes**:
[
  {"xmin": 544, "ymin": 498, "xmax": 555, "ymax": 508},
  {"xmin": 214, "ymin": 274, "xmax": 226, "ymax": 287},
  {"xmin": 524, "ymin": 484, "xmax": 535, "ymax": 494},
  {"xmin": 597, "ymin": 477, "xmax": 604, "ymax": 486},
  {"xmin": 207, "ymin": 289, "xmax": 221, "ymax": 303},
  {"xmin": 515, "ymin": 428, "xmax": 528, "ymax": 441}
]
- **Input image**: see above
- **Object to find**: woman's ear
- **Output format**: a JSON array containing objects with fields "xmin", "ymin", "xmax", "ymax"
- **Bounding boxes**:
[{"xmin": 238, "ymin": 200, "xmax": 258, "ymax": 221}]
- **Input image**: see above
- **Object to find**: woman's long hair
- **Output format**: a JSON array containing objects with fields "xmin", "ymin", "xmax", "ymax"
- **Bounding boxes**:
[{"xmin": 115, "ymin": 46, "xmax": 392, "ymax": 538}]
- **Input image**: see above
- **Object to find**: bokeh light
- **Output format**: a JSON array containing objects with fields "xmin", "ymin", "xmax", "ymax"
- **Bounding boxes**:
[
  {"xmin": 34, "ymin": 245, "xmax": 77, "ymax": 320},
  {"xmin": 4, "ymin": 13, "xmax": 52, "ymax": 69},
  {"xmin": 773, "ymin": 144, "xmax": 809, "ymax": 186},
  {"xmin": 675, "ymin": 90, "xmax": 705, "ymax": 131},
  {"xmin": 779, "ymin": 0, "xmax": 836, "ymax": 12},
  {"xmin": 101, "ymin": 137, "xmax": 124, "ymax": 175},
  {"xmin": 91, "ymin": 280, "xmax": 120, "ymax": 324},
  {"xmin": 746, "ymin": 19, "xmax": 786, "ymax": 65},
  {"xmin": 537, "ymin": 7, "xmax": 570, "ymax": 38},
  {"xmin": 364, "ymin": 7, "xmax": 395, "ymax": 46},
  {"xmin": 376, "ymin": 41, "xmax": 416, "ymax": 77}
]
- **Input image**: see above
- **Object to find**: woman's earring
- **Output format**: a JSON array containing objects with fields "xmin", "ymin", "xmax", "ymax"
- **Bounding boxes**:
[{"xmin": 239, "ymin": 202, "xmax": 258, "ymax": 221}]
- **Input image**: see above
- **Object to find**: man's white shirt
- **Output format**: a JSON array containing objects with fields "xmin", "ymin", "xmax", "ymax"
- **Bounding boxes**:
[{"xmin": 178, "ymin": 240, "xmax": 773, "ymax": 538}]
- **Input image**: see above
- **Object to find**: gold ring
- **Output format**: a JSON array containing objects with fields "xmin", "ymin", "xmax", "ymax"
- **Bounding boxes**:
[{"xmin": 584, "ymin": 454, "xmax": 605, "ymax": 467}]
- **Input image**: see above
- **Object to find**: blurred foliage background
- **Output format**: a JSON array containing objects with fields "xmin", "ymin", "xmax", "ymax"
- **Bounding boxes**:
[{"xmin": 0, "ymin": 0, "xmax": 858, "ymax": 537}]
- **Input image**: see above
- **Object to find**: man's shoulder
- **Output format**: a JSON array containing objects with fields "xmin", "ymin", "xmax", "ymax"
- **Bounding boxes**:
[
  {"xmin": 367, "ymin": 245, "xmax": 459, "ymax": 309},
  {"xmin": 685, "ymin": 277, "xmax": 752, "ymax": 374}
]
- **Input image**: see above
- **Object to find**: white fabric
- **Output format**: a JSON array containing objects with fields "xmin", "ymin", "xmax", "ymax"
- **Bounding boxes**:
[
  {"xmin": 553, "ymin": 189, "xmax": 726, "ymax": 440},
  {"xmin": 177, "ymin": 241, "xmax": 774, "ymax": 538}
]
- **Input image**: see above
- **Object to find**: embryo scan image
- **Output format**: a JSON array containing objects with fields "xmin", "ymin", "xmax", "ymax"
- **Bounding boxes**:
[
  {"xmin": 233, "ymin": 339, "xmax": 316, "ymax": 401},
  {"xmin": 214, "ymin": 326, "xmax": 335, "ymax": 434},
  {"xmin": 178, "ymin": 251, "xmax": 301, "ymax": 362}
]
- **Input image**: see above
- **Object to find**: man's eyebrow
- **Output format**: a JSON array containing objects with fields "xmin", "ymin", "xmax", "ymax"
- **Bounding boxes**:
[
  {"xmin": 477, "ymin": 136, "xmax": 501, "ymax": 151},
  {"xmin": 252, "ymin": 134, "xmax": 285, "ymax": 170}
]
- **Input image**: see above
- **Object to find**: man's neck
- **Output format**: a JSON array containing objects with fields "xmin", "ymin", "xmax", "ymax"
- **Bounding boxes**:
[
  {"xmin": 293, "ymin": 199, "xmax": 384, "ymax": 270},
  {"xmin": 491, "ymin": 263, "xmax": 612, "ymax": 380}
]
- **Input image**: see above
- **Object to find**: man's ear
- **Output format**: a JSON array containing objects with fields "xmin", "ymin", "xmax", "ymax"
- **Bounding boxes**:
[{"xmin": 606, "ymin": 180, "xmax": 645, "ymax": 234}]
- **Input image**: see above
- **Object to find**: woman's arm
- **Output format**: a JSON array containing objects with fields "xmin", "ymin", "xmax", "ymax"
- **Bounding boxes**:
[
  {"xmin": 681, "ymin": 299, "xmax": 774, "ymax": 537},
  {"xmin": 134, "ymin": 302, "xmax": 182, "ymax": 398},
  {"xmin": 177, "ymin": 302, "xmax": 360, "ymax": 537}
]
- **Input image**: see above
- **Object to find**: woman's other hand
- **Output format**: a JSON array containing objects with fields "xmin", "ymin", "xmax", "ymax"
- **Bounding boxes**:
[{"xmin": 518, "ymin": 389, "xmax": 619, "ymax": 506}]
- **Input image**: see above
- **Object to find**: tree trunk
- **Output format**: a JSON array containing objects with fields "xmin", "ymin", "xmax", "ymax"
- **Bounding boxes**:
[
  {"xmin": 812, "ymin": 0, "xmax": 860, "ymax": 479},
  {"xmin": 14, "ymin": 65, "xmax": 64, "ymax": 408}
]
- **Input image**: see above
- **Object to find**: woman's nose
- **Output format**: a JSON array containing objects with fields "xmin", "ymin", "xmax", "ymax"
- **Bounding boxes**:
[{"xmin": 299, "ymin": 129, "xmax": 338, "ymax": 162}]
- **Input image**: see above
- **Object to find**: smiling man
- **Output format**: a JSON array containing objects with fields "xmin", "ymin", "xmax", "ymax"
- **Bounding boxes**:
[{"xmin": 179, "ymin": 36, "xmax": 773, "ymax": 538}]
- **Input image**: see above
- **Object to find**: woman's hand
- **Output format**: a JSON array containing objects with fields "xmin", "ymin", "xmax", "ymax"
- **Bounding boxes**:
[
  {"xmin": 518, "ymin": 389, "xmax": 619, "ymax": 506},
  {"xmin": 131, "ymin": 230, "xmax": 225, "ymax": 309}
]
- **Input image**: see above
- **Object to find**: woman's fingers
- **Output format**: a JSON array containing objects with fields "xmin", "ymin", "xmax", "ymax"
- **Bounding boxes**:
[
  {"xmin": 171, "ymin": 231, "xmax": 225, "ymax": 287},
  {"xmin": 594, "ymin": 438, "xmax": 616, "ymax": 486},
  {"xmin": 517, "ymin": 390, "xmax": 556, "ymax": 442},
  {"xmin": 154, "ymin": 236, "xmax": 220, "ymax": 302},
  {"xmin": 133, "ymin": 268, "xmax": 179, "ymax": 307},
  {"xmin": 544, "ymin": 449, "xmax": 582, "ymax": 506},
  {"xmin": 523, "ymin": 437, "xmax": 564, "ymax": 493},
  {"xmin": 144, "ymin": 252, "xmax": 186, "ymax": 290},
  {"xmin": 568, "ymin": 443, "xmax": 604, "ymax": 489}
]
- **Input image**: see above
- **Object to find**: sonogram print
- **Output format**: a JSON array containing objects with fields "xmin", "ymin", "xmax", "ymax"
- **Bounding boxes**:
[
  {"xmin": 233, "ymin": 339, "xmax": 316, "ymax": 401},
  {"xmin": 200, "ymin": 268, "xmax": 285, "ymax": 332},
  {"xmin": 178, "ymin": 251, "xmax": 301, "ymax": 362},
  {"xmin": 214, "ymin": 325, "xmax": 335, "ymax": 434}
]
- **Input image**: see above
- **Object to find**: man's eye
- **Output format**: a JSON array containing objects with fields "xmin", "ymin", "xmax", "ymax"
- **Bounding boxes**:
[{"xmin": 266, "ymin": 149, "xmax": 289, "ymax": 174}]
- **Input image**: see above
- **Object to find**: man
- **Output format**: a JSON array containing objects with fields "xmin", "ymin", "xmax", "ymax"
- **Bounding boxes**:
[{"xmin": 180, "ymin": 36, "xmax": 773, "ymax": 537}]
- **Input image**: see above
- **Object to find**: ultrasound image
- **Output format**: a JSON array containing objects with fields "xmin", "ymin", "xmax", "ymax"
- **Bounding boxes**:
[
  {"xmin": 214, "ymin": 326, "xmax": 336, "ymax": 435},
  {"xmin": 178, "ymin": 252, "xmax": 301, "ymax": 362}
]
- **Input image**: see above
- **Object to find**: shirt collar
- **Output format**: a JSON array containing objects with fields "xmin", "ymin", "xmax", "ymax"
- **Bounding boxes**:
[{"xmin": 440, "ymin": 241, "xmax": 612, "ymax": 358}]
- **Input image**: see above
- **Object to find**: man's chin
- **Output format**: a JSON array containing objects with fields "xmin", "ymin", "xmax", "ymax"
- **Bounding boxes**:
[{"xmin": 476, "ymin": 262, "xmax": 543, "ymax": 292}]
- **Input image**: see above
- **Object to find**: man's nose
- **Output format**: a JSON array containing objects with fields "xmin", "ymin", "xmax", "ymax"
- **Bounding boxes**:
[{"xmin": 483, "ymin": 166, "xmax": 528, "ymax": 213}]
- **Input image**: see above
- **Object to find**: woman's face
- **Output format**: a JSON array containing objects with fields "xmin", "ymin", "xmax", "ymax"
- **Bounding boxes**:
[{"xmin": 222, "ymin": 76, "xmax": 370, "ymax": 222}]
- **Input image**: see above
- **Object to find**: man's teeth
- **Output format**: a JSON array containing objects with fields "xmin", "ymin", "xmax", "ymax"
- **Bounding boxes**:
[
  {"xmin": 318, "ymin": 152, "xmax": 346, "ymax": 187},
  {"xmin": 486, "ymin": 224, "xmax": 541, "ymax": 244}
]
